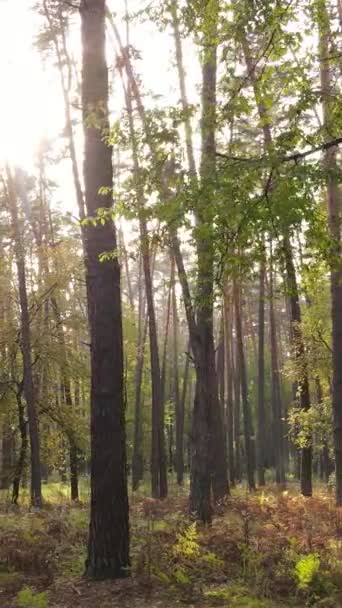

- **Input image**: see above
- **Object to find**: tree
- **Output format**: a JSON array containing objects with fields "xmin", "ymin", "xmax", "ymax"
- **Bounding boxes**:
[
  {"xmin": 80, "ymin": 0, "xmax": 129, "ymax": 579},
  {"xmin": 5, "ymin": 166, "xmax": 43, "ymax": 508}
]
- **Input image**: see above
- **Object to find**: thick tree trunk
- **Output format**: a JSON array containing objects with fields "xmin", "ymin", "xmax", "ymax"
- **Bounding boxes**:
[
  {"xmin": 6, "ymin": 167, "xmax": 43, "ymax": 508},
  {"xmin": 81, "ymin": 0, "xmax": 129, "ymax": 579},
  {"xmin": 318, "ymin": 0, "xmax": 342, "ymax": 506},
  {"xmin": 196, "ymin": 0, "xmax": 228, "ymax": 504}
]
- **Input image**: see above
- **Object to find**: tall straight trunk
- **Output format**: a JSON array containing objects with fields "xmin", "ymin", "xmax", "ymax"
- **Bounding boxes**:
[
  {"xmin": 241, "ymin": 29, "xmax": 312, "ymax": 496},
  {"xmin": 317, "ymin": 0, "xmax": 342, "ymax": 506},
  {"xmin": 6, "ymin": 167, "xmax": 42, "ymax": 508},
  {"xmin": 172, "ymin": 259, "xmax": 184, "ymax": 484},
  {"xmin": 257, "ymin": 255, "xmax": 266, "ymax": 486},
  {"xmin": 224, "ymin": 290, "xmax": 235, "ymax": 486},
  {"xmin": 232, "ymin": 330, "xmax": 241, "ymax": 482},
  {"xmin": 195, "ymin": 0, "xmax": 229, "ymax": 504},
  {"xmin": 269, "ymin": 250, "xmax": 285, "ymax": 486},
  {"xmin": 132, "ymin": 255, "xmax": 145, "ymax": 491},
  {"xmin": 81, "ymin": 0, "xmax": 129, "ymax": 579},
  {"xmin": 234, "ymin": 280, "xmax": 256, "ymax": 490}
]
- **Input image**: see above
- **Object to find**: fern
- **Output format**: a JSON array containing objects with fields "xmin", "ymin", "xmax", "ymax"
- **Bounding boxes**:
[{"xmin": 17, "ymin": 586, "xmax": 48, "ymax": 608}]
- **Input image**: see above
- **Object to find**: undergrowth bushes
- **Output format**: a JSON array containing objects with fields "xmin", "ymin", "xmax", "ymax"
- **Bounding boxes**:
[{"xmin": 0, "ymin": 488, "xmax": 342, "ymax": 607}]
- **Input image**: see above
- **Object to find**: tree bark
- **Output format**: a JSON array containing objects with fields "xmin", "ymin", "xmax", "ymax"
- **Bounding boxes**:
[{"xmin": 81, "ymin": 0, "xmax": 129, "ymax": 579}]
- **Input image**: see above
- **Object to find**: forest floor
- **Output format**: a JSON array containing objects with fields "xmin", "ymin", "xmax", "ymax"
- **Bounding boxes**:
[{"xmin": 0, "ymin": 481, "xmax": 342, "ymax": 608}]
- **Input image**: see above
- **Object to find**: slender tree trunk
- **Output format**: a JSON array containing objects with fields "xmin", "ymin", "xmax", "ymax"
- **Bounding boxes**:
[
  {"xmin": 132, "ymin": 256, "xmax": 146, "ymax": 491},
  {"xmin": 172, "ymin": 259, "xmax": 184, "ymax": 485},
  {"xmin": 234, "ymin": 280, "xmax": 256, "ymax": 490},
  {"xmin": 232, "ymin": 330, "xmax": 241, "ymax": 483},
  {"xmin": 224, "ymin": 290, "xmax": 235, "ymax": 486},
  {"xmin": 318, "ymin": 0, "xmax": 342, "ymax": 506},
  {"xmin": 81, "ymin": 0, "xmax": 129, "ymax": 579},
  {"xmin": 269, "ymin": 249, "xmax": 286, "ymax": 486},
  {"xmin": 257, "ymin": 255, "xmax": 266, "ymax": 486},
  {"xmin": 6, "ymin": 167, "xmax": 42, "ymax": 508},
  {"xmin": 12, "ymin": 389, "xmax": 28, "ymax": 504}
]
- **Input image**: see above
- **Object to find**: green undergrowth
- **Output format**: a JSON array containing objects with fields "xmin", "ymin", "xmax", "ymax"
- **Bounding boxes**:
[{"xmin": 0, "ymin": 484, "xmax": 342, "ymax": 607}]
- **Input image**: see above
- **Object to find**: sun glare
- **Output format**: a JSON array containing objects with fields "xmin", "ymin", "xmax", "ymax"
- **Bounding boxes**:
[{"xmin": 0, "ymin": 1, "xmax": 64, "ymax": 170}]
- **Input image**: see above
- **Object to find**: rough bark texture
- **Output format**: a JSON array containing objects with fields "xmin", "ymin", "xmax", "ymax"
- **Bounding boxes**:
[{"xmin": 81, "ymin": 0, "xmax": 129, "ymax": 579}]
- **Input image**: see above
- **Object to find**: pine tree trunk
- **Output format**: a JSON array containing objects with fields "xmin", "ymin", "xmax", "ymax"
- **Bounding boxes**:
[{"xmin": 81, "ymin": 0, "xmax": 129, "ymax": 579}]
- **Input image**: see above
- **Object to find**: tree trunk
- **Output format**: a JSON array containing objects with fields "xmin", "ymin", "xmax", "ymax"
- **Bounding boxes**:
[
  {"xmin": 81, "ymin": 0, "xmax": 129, "ymax": 579},
  {"xmin": 234, "ymin": 280, "xmax": 256, "ymax": 490},
  {"xmin": 12, "ymin": 389, "xmax": 28, "ymax": 504},
  {"xmin": 172, "ymin": 258, "xmax": 184, "ymax": 485},
  {"xmin": 269, "ymin": 249, "xmax": 286, "ymax": 486},
  {"xmin": 257, "ymin": 255, "xmax": 266, "ymax": 486},
  {"xmin": 223, "ymin": 290, "xmax": 235, "ymax": 486},
  {"xmin": 6, "ymin": 167, "xmax": 43, "ymax": 508},
  {"xmin": 317, "ymin": 0, "xmax": 342, "ymax": 506}
]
